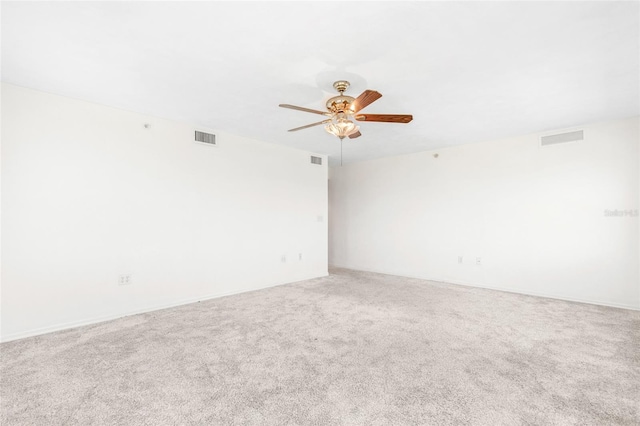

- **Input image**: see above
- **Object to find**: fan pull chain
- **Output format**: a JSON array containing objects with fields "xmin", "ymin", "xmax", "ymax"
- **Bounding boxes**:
[{"xmin": 340, "ymin": 137, "xmax": 344, "ymax": 166}]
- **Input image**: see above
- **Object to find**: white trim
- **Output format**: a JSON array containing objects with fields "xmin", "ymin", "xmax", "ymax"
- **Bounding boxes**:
[
  {"xmin": 329, "ymin": 265, "xmax": 640, "ymax": 311},
  {"xmin": 538, "ymin": 127, "xmax": 586, "ymax": 148},
  {"xmin": 0, "ymin": 272, "xmax": 329, "ymax": 343}
]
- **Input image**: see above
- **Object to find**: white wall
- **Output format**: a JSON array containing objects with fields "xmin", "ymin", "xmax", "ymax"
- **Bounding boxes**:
[
  {"xmin": 1, "ymin": 83, "xmax": 328, "ymax": 341},
  {"xmin": 330, "ymin": 117, "xmax": 639, "ymax": 309}
]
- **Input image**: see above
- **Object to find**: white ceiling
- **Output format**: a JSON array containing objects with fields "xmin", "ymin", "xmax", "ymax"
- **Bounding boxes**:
[{"xmin": 2, "ymin": 1, "xmax": 638, "ymax": 164}]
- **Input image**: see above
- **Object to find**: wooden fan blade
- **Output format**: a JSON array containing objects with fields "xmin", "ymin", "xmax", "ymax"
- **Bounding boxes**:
[
  {"xmin": 355, "ymin": 114, "xmax": 413, "ymax": 123},
  {"xmin": 288, "ymin": 119, "xmax": 332, "ymax": 132},
  {"xmin": 348, "ymin": 130, "xmax": 362, "ymax": 139},
  {"xmin": 350, "ymin": 90, "xmax": 382, "ymax": 113},
  {"xmin": 279, "ymin": 104, "xmax": 331, "ymax": 116}
]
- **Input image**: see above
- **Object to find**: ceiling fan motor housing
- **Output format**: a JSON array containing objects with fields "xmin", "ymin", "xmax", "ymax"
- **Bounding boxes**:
[
  {"xmin": 326, "ymin": 80, "xmax": 356, "ymax": 113},
  {"xmin": 326, "ymin": 95, "xmax": 355, "ymax": 114}
]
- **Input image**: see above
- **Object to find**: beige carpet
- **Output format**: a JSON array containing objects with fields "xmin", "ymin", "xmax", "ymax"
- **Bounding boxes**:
[{"xmin": 1, "ymin": 268, "xmax": 639, "ymax": 425}]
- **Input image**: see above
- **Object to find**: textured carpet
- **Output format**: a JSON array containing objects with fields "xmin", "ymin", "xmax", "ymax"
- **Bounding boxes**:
[{"xmin": 1, "ymin": 268, "xmax": 639, "ymax": 425}]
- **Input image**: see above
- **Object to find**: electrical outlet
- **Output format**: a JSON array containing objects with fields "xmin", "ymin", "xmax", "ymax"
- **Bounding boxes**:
[
  {"xmin": 281, "ymin": 255, "xmax": 287, "ymax": 263},
  {"xmin": 118, "ymin": 274, "xmax": 132, "ymax": 286},
  {"xmin": 299, "ymin": 253, "xmax": 303, "ymax": 261},
  {"xmin": 458, "ymin": 256, "xmax": 463, "ymax": 264},
  {"xmin": 476, "ymin": 257, "xmax": 481, "ymax": 266}
]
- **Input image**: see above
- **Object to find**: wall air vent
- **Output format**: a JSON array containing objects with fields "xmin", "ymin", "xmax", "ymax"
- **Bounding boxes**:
[
  {"xmin": 540, "ymin": 130, "xmax": 584, "ymax": 147},
  {"xmin": 310, "ymin": 156, "xmax": 322, "ymax": 165},
  {"xmin": 195, "ymin": 131, "xmax": 216, "ymax": 146}
]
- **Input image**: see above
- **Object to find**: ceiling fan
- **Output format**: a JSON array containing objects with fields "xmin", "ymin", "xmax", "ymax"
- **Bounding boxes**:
[{"xmin": 279, "ymin": 80, "xmax": 413, "ymax": 140}]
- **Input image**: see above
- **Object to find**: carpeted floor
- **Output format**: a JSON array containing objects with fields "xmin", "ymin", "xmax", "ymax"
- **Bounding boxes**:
[{"xmin": 1, "ymin": 268, "xmax": 639, "ymax": 425}]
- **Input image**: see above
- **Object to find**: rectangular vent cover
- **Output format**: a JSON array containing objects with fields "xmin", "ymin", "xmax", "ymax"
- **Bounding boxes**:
[
  {"xmin": 310, "ymin": 156, "xmax": 322, "ymax": 165},
  {"xmin": 541, "ymin": 130, "xmax": 583, "ymax": 147},
  {"xmin": 195, "ymin": 131, "xmax": 216, "ymax": 145}
]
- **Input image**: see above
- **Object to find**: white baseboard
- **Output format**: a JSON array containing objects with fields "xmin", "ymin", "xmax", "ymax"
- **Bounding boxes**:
[
  {"xmin": 0, "ymin": 272, "xmax": 329, "ymax": 343},
  {"xmin": 329, "ymin": 264, "xmax": 640, "ymax": 311}
]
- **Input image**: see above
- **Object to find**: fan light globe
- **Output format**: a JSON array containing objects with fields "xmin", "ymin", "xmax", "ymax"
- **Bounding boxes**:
[{"xmin": 325, "ymin": 113, "xmax": 359, "ymax": 138}]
